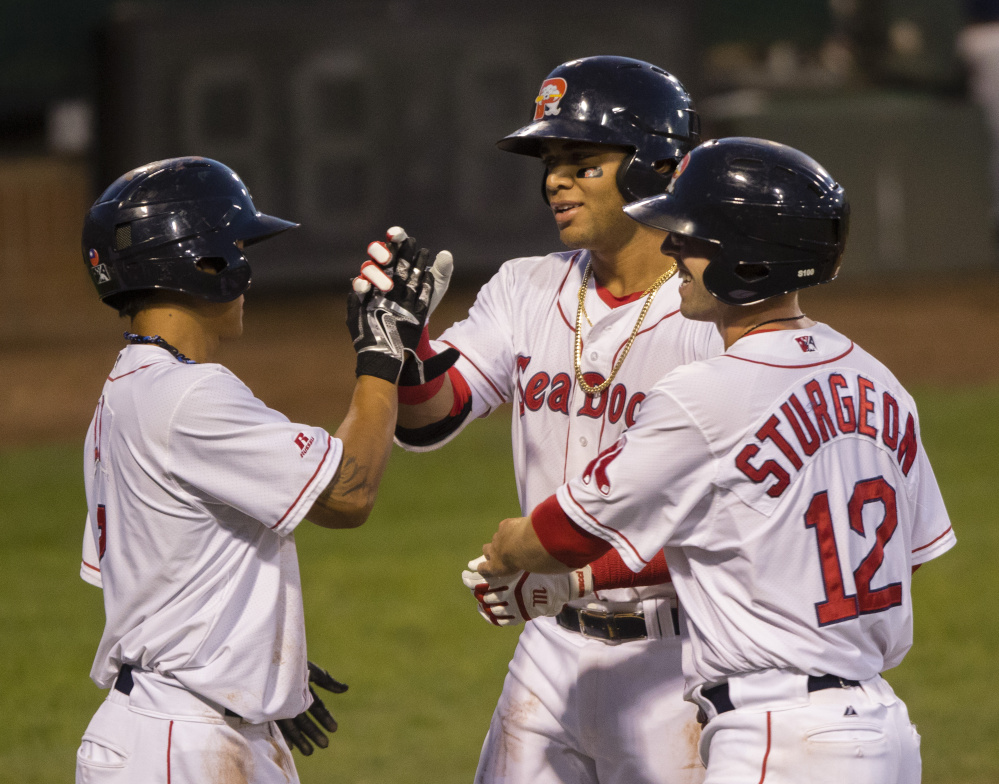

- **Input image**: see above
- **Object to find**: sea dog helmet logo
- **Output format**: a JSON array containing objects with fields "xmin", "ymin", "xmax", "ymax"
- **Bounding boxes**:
[
  {"xmin": 534, "ymin": 78, "xmax": 567, "ymax": 120},
  {"xmin": 666, "ymin": 152, "xmax": 691, "ymax": 194}
]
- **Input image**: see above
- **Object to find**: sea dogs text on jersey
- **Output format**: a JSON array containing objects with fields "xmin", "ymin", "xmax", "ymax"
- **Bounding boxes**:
[
  {"xmin": 516, "ymin": 355, "xmax": 645, "ymax": 426},
  {"xmin": 735, "ymin": 372, "xmax": 918, "ymax": 498}
]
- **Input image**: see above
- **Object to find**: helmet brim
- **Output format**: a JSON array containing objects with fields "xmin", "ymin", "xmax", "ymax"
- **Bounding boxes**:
[
  {"xmin": 241, "ymin": 213, "xmax": 300, "ymax": 246},
  {"xmin": 624, "ymin": 194, "xmax": 703, "ymax": 239},
  {"xmin": 497, "ymin": 119, "xmax": 635, "ymax": 157}
]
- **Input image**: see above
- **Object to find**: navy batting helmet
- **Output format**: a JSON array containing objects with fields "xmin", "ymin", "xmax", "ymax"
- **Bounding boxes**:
[
  {"xmin": 82, "ymin": 157, "xmax": 297, "ymax": 311},
  {"xmin": 624, "ymin": 138, "xmax": 849, "ymax": 305},
  {"xmin": 497, "ymin": 55, "xmax": 700, "ymax": 202}
]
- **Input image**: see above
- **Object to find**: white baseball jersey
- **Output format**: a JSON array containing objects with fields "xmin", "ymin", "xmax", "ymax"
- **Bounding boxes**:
[
  {"xmin": 80, "ymin": 345, "xmax": 341, "ymax": 723},
  {"xmin": 405, "ymin": 249, "xmax": 721, "ymax": 607},
  {"xmin": 555, "ymin": 322, "xmax": 956, "ymax": 694}
]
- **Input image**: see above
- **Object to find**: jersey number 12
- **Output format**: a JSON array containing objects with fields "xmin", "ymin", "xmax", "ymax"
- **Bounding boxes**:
[{"xmin": 805, "ymin": 477, "xmax": 903, "ymax": 626}]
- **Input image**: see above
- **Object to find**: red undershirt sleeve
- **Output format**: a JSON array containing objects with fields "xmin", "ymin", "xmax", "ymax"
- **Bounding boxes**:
[
  {"xmin": 447, "ymin": 365, "xmax": 471, "ymax": 416},
  {"xmin": 530, "ymin": 495, "xmax": 611, "ymax": 569},
  {"xmin": 591, "ymin": 548, "xmax": 670, "ymax": 590}
]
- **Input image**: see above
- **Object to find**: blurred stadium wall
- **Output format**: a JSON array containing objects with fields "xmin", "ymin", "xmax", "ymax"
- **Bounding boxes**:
[{"xmin": 0, "ymin": 0, "xmax": 994, "ymax": 341}]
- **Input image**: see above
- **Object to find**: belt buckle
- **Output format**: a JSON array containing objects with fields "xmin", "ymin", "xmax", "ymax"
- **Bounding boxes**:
[
  {"xmin": 577, "ymin": 609, "xmax": 644, "ymax": 641},
  {"xmin": 577, "ymin": 608, "xmax": 611, "ymax": 640}
]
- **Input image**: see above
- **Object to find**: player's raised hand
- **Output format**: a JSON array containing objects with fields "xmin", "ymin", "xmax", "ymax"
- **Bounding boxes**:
[
  {"xmin": 351, "ymin": 226, "xmax": 459, "ymax": 386},
  {"xmin": 347, "ymin": 226, "xmax": 440, "ymax": 383},
  {"xmin": 462, "ymin": 556, "xmax": 594, "ymax": 626},
  {"xmin": 276, "ymin": 660, "xmax": 349, "ymax": 756},
  {"xmin": 353, "ymin": 227, "xmax": 453, "ymax": 318}
]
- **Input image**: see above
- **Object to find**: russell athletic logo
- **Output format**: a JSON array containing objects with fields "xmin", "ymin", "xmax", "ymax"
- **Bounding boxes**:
[
  {"xmin": 294, "ymin": 432, "xmax": 315, "ymax": 457},
  {"xmin": 534, "ymin": 78, "xmax": 567, "ymax": 120}
]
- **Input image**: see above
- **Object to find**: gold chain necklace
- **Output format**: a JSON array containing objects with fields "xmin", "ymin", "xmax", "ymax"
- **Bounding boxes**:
[{"xmin": 574, "ymin": 260, "xmax": 678, "ymax": 396}]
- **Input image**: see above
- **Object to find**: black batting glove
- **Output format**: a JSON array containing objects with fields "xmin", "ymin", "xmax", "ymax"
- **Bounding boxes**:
[
  {"xmin": 397, "ymin": 345, "xmax": 461, "ymax": 386},
  {"xmin": 347, "ymin": 235, "xmax": 435, "ymax": 383},
  {"xmin": 277, "ymin": 660, "xmax": 349, "ymax": 756}
]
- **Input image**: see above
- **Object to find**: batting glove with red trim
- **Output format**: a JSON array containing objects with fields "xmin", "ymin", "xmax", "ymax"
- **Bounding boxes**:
[
  {"xmin": 350, "ymin": 226, "xmax": 457, "ymax": 385},
  {"xmin": 461, "ymin": 555, "xmax": 594, "ymax": 626}
]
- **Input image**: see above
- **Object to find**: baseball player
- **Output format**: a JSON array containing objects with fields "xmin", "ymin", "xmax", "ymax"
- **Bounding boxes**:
[
  {"xmin": 75, "ymin": 157, "xmax": 446, "ymax": 783},
  {"xmin": 358, "ymin": 57, "xmax": 719, "ymax": 784},
  {"xmin": 476, "ymin": 138, "xmax": 957, "ymax": 784}
]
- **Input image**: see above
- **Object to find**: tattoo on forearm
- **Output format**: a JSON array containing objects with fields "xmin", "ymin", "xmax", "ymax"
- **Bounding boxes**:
[{"xmin": 328, "ymin": 456, "xmax": 370, "ymax": 500}]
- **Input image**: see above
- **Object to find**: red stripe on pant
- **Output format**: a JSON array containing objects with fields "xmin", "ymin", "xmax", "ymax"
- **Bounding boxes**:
[
  {"xmin": 167, "ymin": 720, "xmax": 174, "ymax": 783},
  {"xmin": 758, "ymin": 711, "xmax": 772, "ymax": 783}
]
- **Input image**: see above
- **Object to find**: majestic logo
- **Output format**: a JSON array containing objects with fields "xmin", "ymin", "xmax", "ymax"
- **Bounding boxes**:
[
  {"xmin": 534, "ymin": 78, "xmax": 567, "ymax": 120},
  {"xmin": 294, "ymin": 432, "xmax": 315, "ymax": 457},
  {"xmin": 796, "ymin": 335, "xmax": 817, "ymax": 353}
]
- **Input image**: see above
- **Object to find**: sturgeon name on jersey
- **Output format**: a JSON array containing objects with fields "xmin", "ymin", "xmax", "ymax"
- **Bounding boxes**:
[
  {"xmin": 516, "ymin": 355, "xmax": 646, "ymax": 427},
  {"xmin": 734, "ymin": 371, "xmax": 918, "ymax": 500}
]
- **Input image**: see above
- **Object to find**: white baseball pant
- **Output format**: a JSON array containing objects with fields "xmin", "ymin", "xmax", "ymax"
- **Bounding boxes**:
[
  {"xmin": 76, "ymin": 686, "xmax": 298, "ymax": 783},
  {"xmin": 694, "ymin": 672, "xmax": 920, "ymax": 784},
  {"xmin": 475, "ymin": 610, "xmax": 705, "ymax": 784}
]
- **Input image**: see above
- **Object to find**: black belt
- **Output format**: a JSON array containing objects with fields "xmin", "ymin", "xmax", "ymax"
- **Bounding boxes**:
[
  {"xmin": 555, "ymin": 604, "xmax": 679, "ymax": 641},
  {"xmin": 702, "ymin": 674, "xmax": 862, "ymax": 715},
  {"xmin": 114, "ymin": 664, "xmax": 242, "ymax": 718}
]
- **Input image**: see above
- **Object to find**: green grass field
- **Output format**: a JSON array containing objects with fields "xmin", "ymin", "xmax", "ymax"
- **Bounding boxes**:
[{"xmin": 1, "ymin": 386, "xmax": 996, "ymax": 784}]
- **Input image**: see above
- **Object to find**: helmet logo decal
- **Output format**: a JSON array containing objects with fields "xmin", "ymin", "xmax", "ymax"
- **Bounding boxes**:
[
  {"xmin": 87, "ymin": 248, "xmax": 112, "ymax": 283},
  {"xmin": 667, "ymin": 152, "xmax": 691, "ymax": 193},
  {"xmin": 534, "ymin": 78, "xmax": 567, "ymax": 120}
]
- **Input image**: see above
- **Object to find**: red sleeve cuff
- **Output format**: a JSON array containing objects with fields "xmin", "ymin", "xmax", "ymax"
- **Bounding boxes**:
[
  {"xmin": 398, "ymin": 327, "xmax": 447, "ymax": 405},
  {"xmin": 591, "ymin": 548, "xmax": 670, "ymax": 591},
  {"xmin": 448, "ymin": 365, "xmax": 471, "ymax": 416},
  {"xmin": 530, "ymin": 495, "xmax": 611, "ymax": 569}
]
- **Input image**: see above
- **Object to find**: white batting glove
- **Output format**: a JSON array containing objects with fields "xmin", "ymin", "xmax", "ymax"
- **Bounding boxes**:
[
  {"xmin": 355, "ymin": 226, "xmax": 452, "ymax": 318},
  {"xmin": 461, "ymin": 556, "xmax": 594, "ymax": 626}
]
